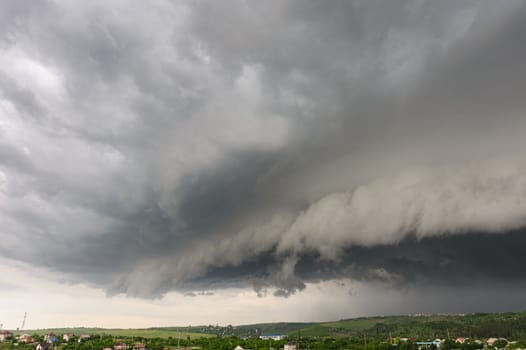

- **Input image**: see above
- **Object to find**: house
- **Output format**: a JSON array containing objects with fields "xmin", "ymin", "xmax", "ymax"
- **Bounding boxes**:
[
  {"xmin": 455, "ymin": 338, "xmax": 467, "ymax": 344},
  {"xmin": 259, "ymin": 335, "xmax": 286, "ymax": 341},
  {"xmin": 44, "ymin": 333, "xmax": 58, "ymax": 343},
  {"xmin": 35, "ymin": 343, "xmax": 51, "ymax": 350},
  {"xmin": 0, "ymin": 331, "xmax": 13, "ymax": 341},
  {"xmin": 114, "ymin": 342, "xmax": 128, "ymax": 350},
  {"xmin": 78, "ymin": 335, "xmax": 91, "ymax": 343},
  {"xmin": 63, "ymin": 333, "xmax": 75, "ymax": 342},
  {"xmin": 133, "ymin": 343, "xmax": 146, "ymax": 350},
  {"xmin": 19, "ymin": 334, "xmax": 36, "ymax": 343},
  {"xmin": 284, "ymin": 343, "xmax": 297, "ymax": 350},
  {"xmin": 234, "ymin": 346, "xmax": 244, "ymax": 350},
  {"xmin": 487, "ymin": 338, "xmax": 498, "ymax": 346},
  {"xmin": 415, "ymin": 340, "xmax": 442, "ymax": 349}
]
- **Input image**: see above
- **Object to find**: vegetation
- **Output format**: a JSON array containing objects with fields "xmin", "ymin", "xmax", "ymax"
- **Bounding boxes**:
[
  {"xmin": 15, "ymin": 329, "xmax": 211, "ymax": 340},
  {"xmin": 3, "ymin": 311, "xmax": 526, "ymax": 350},
  {"xmin": 233, "ymin": 312, "xmax": 526, "ymax": 341}
]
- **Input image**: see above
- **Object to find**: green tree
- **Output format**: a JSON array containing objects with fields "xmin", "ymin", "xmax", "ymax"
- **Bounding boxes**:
[{"xmin": 493, "ymin": 339, "xmax": 508, "ymax": 349}]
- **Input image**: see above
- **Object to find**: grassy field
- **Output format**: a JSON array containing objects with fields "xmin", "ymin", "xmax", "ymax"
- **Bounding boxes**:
[
  {"xmin": 22, "ymin": 328, "xmax": 213, "ymax": 339},
  {"xmin": 15, "ymin": 311, "xmax": 526, "ymax": 341}
]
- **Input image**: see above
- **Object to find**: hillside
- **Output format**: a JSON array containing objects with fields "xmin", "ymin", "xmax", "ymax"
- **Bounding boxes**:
[
  {"xmin": 19, "ymin": 311, "xmax": 526, "ymax": 341},
  {"xmin": 272, "ymin": 312, "xmax": 526, "ymax": 340},
  {"xmin": 182, "ymin": 312, "xmax": 526, "ymax": 340}
]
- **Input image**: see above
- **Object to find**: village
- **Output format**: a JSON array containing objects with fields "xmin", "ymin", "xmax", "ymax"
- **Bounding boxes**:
[{"xmin": 0, "ymin": 330, "xmax": 524, "ymax": 350}]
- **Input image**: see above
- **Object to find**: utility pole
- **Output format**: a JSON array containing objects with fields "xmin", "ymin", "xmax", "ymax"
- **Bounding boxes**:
[{"xmin": 297, "ymin": 329, "xmax": 300, "ymax": 350}]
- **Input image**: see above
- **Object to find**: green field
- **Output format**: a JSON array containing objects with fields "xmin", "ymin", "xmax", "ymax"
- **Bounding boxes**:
[
  {"xmin": 22, "ymin": 328, "xmax": 213, "ymax": 339},
  {"xmin": 14, "ymin": 311, "xmax": 526, "ymax": 342}
]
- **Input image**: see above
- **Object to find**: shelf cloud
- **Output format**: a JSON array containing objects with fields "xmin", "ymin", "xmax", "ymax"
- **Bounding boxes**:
[{"xmin": 1, "ymin": 0, "xmax": 526, "ymax": 312}]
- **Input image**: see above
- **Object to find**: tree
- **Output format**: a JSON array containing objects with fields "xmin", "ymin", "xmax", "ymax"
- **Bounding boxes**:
[
  {"xmin": 442, "ymin": 339, "xmax": 456, "ymax": 350},
  {"xmin": 493, "ymin": 339, "xmax": 508, "ymax": 349}
]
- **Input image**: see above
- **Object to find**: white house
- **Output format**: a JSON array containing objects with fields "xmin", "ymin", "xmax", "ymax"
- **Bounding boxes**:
[
  {"xmin": 260, "ymin": 335, "xmax": 286, "ymax": 341},
  {"xmin": 36, "ymin": 343, "xmax": 51, "ymax": 350},
  {"xmin": 0, "ymin": 331, "xmax": 13, "ymax": 342},
  {"xmin": 284, "ymin": 343, "xmax": 297, "ymax": 350},
  {"xmin": 78, "ymin": 335, "xmax": 91, "ymax": 343}
]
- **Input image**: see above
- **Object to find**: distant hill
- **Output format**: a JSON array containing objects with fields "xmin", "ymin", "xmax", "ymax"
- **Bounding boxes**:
[
  {"xmin": 250, "ymin": 312, "xmax": 526, "ymax": 340},
  {"xmin": 22, "ymin": 311, "xmax": 526, "ymax": 341},
  {"xmin": 180, "ymin": 311, "xmax": 526, "ymax": 340}
]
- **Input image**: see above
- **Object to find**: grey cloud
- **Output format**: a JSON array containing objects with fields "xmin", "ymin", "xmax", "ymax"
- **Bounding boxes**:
[
  {"xmin": 0, "ymin": 72, "xmax": 44, "ymax": 117},
  {"xmin": 0, "ymin": 280, "xmax": 21, "ymax": 291},
  {"xmin": 184, "ymin": 291, "xmax": 214, "ymax": 297},
  {"xmin": 1, "ymin": 0, "xmax": 526, "ymax": 311},
  {"xmin": 172, "ymin": 229, "xmax": 526, "ymax": 299}
]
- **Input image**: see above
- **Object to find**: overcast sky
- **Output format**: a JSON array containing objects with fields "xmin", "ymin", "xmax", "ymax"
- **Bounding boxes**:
[{"xmin": 2, "ymin": 0, "xmax": 526, "ymax": 329}]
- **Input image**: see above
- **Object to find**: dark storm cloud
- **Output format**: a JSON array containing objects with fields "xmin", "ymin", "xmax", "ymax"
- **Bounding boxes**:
[
  {"xmin": 1, "ymin": 0, "xmax": 526, "ymax": 307},
  {"xmin": 183, "ymin": 229, "xmax": 526, "ymax": 294}
]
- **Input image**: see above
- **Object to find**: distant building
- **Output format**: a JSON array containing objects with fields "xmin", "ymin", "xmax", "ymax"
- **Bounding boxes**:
[
  {"xmin": 260, "ymin": 335, "xmax": 286, "ymax": 341},
  {"xmin": 35, "ymin": 343, "xmax": 51, "ymax": 350},
  {"xmin": 78, "ymin": 335, "xmax": 91, "ymax": 343},
  {"xmin": 19, "ymin": 334, "xmax": 36, "ymax": 343},
  {"xmin": 487, "ymin": 338, "xmax": 498, "ymax": 346},
  {"xmin": 284, "ymin": 343, "xmax": 297, "ymax": 350},
  {"xmin": 133, "ymin": 343, "xmax": 146, "ymax": 350},
  {"xmin": 456, "ymin": 338, "xmax": 467, "ymax": 344},
  {"xmin": 416, "ymin": 340, "xmax": 442, "ymax": 349},
  {"xmin": 44, "ymin": 333, "xmax": 58, "ymax": 343},
  {"xmin": 114, "ymin": 342, "xmax": 128, "ymax": 350},
  {"xmin": 0, "ymin": 331, "xmax": 13, "ymax": 341},
  {"xmin": 63, "ymin": 333, "xmax": 75, "ymax": 342}
]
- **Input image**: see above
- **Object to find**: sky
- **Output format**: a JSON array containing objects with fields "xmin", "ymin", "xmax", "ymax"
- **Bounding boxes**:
[{"xmin": 2, "ymin": 0, "xmax": 526, "ymax": 329}]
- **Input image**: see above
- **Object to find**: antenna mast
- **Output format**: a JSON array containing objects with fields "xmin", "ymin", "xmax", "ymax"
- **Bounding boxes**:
[{"xmin": 21, "ymin": 312, "xmax": 27, "ymax": 331}]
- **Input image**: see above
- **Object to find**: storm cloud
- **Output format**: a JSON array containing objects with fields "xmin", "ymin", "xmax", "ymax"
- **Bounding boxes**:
[{"xmin": 1, "ymin": 0, "xmax": 526, "ymax": 309}]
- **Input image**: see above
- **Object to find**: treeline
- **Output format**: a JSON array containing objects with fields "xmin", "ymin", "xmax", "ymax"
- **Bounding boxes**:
[
  {"xmin": 3, "ymin": 333, "xmax": 526, "ymax": 350},
  {"xmin": 356, "ymin": 313, "xmax": 526, "ymax": 342}
]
